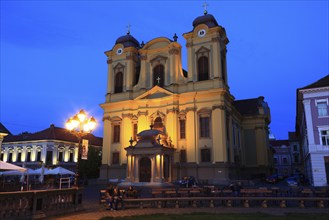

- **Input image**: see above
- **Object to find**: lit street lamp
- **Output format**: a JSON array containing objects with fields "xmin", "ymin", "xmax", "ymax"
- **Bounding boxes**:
[{"xmin": 65, "ymin": 109, "xmax": 96, "ymax": 186}]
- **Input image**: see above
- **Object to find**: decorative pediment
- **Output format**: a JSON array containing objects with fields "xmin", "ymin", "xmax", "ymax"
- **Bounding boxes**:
[
  {"xmin": 113, "ymin": 63, "xmax": 125, "ymax": 71},
  {"xmin": 150, "ymin": 55, "xmax": 168, "ymax": 65},
  {"xmin": 135, "ymin": 86, "xmax": 174, "ymax": 100}
]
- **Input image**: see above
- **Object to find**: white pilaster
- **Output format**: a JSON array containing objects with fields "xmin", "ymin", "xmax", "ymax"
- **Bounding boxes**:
[{"xmin": 303, "ymin": 99, "xmax": 315, "ymax": 146}]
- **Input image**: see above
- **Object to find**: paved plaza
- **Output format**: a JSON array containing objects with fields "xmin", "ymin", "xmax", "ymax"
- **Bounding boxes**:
[{"xmin": 46, "ymin": 181, "xmax": 329, "ymax": 220}]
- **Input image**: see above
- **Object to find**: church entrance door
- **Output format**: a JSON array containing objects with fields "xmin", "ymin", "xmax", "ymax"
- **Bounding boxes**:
[{"xmin": 139, "ymin": 157, "xmax": 151, "ymax": 182}]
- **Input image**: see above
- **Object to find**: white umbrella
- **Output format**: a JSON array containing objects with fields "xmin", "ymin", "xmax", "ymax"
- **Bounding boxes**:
[
  {"xmin": 38, "ymin": 163, "xmax": 46, "ymax": 183},
  {"xmin": 45, "ymin": 167, "xmax": 75, "ymax": 175},
  {"xmin": 32, "ymin": 167, "xmax": 49, "ymax": 175},
  {"xmin": 1, "ymin": 170, "xmax": 23, "ymax": 176},
  {"xmin": 0, "ymin": 161, "xmax": 27, "ymax": 172}
]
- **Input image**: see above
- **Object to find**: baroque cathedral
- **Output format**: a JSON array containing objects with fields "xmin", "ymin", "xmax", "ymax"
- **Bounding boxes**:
[{"xmin": 99, "ymin": 10, "xmax": 272, "ymax": 185}]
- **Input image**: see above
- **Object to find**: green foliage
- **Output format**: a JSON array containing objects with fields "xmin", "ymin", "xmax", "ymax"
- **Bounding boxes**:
[{"xmin": 78, "ymin": 146, "xmax": 101, "ymax": 178}]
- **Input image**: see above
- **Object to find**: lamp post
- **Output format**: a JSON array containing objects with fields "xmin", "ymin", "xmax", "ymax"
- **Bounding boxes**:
[{"xmin": 65, "ymin": 109, "xmax": 96, "ymax": 186}]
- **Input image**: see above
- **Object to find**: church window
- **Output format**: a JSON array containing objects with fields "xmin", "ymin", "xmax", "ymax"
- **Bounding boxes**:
[
  {"xmin": 200, "ymin": 116, "xmax": 210, "ymax": 138},
  {"xmin": 114, "ymin": 72, "xmax": 123, "ymax": 93},
  {"xmin": 153, "ymin": 64, "xmax": 164, "ymax": 87},
  {"xmin": 179, "ymin": 119, "xmax": 186, "ymax": 139},
  {"xmin": 112, "ymin": 152, "xmax": 120, "ymax": 165},
  {"xmin": 180, "ymin": 149, "xmax": 187, "ymax": 163},
  {"xmin": 134, "ymin": 64, "xmax": 140, "ymax": 86},
  {"xmin": 198, "ymin": 56, "xmax": 209, "ymax": 81},
  {"xmin": 113, "ymin": 125, "xmax": 120, "ymax": 143},
  {"xmin": 221, "ymin": 50, "xmax": 226, "ymax": 83},
  {"xmin": 226, "ymin": 112, "xmax": 230, "ymax": 140},
  {"xmin": 201, "ymin": 148, "xmax": 211, "ymax": 162}
]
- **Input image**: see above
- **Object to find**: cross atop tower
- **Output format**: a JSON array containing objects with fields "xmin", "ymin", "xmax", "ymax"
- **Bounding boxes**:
[
  {"xmin": 126, "ymin": 24, "xmax": 131, "ymax": 35},
  {"xmin": 203, "ymin": 1, "xmax": 209, "ymax": 15}
]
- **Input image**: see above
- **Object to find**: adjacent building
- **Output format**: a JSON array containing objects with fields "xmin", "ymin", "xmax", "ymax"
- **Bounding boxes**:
[
  {"xmin": 269, "ymin": 132, "xmax": 303, "ymax": 178},
  {"xmin": 288, "ymin": 132, "xmax": 303, "ymax": 175},
  {"xmin": 296, "ymin": 74, "xmax": 329, "ymax": 186},
  {"xmin": 1, "ymin": 124, "xmax": 102, "ymax": 173},
  {"xmin": 270, "ymin": 140, "xmax": 292, "ymax": 177},
  {"xmin": 100, "ymin": 10, "xmax": 272, "ymax": 185},
  {"xmin": 0, "ymin": 123, "xmax": 10, "ymax": 147}
]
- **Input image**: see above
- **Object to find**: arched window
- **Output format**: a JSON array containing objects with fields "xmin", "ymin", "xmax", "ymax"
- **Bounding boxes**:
[
  {"xmin": 134, "ymin": 64, "xmax": 140, "ymax": 86},
  {"xmin": 114, "ymin": 72, "xmax": 123, "ymax": 93},
  {"xmin": 198, "ymin": 56, "xmax": 209, "ymax": 81},
  {"xmin": 153, "ymin": 64, "xmax": 164, "ymax": 87}
]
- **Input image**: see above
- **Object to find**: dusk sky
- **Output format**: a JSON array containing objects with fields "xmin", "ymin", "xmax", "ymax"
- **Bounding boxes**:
[{"xmin": 1, "ymin": 1, "xmax": 328, "ymax": 140}]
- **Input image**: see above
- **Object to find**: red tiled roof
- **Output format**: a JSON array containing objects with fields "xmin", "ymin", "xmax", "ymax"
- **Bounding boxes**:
[
  {"xmin": 3, "ymin": 124, "xmax": 102, "ymax": 146},
  {"xmin": 233, "ymin": 96, "xmax": 267, "ymax": 116}
]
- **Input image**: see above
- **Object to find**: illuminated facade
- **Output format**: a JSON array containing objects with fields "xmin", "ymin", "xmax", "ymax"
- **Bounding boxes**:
[
  {"xmin": 1, "ymin": 124, "xmax": 102, "ymax": 171},
  {"xmin": 100, "ymin": 12, "xmax": 272, "ymax": 184}
]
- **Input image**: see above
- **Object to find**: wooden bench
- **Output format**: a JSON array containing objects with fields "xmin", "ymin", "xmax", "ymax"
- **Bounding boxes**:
[
  {"xmin": 99, "ymin": 189, "xmax": 107, "ymax": 205},
  {"xmin": 152, "ymin": 188, "xmax": 177, "ymax": 197}
]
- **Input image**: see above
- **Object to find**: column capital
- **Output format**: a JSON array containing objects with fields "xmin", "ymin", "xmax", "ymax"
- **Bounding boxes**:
[
  {"xmin": 185, "ymin": 107, "xmax": 197, "ymax": 113},
  {"xmin": 212, "ymin": 105, "xmax": 225, "ymax": 110},
  {"xmin": 122, "ymin": 113, "xmax": 133, "ymax": 119},
  {"xmin": 169, "ymin": 48, "xmax": 179, "ymax": 55},
  {"xmin": 137, "ymin": 110, "xmax": 148, "ymax": 116},
  {"xmin": 140, "ymin": 55, "xmax": 147, "ymax": 60},
  {"xmin": 167, "ymin": 107, "xmax": 179, "ymax": 114},
  {"xmin": 102, "ymin": 116, "xmax": 111, "ymax": 121},
  {"xmin": 186, "ymin": 42, "xmax": 193, "ymax": 48},
  {"xmin": 303, "ymin": 99, "xmax": 311, "ymax": 105}
]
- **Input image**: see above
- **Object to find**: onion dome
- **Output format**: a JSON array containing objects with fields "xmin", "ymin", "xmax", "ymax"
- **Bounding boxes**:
[
  {"xmin": 115, "ymin": 33, "xmax": 140, "ymax": 48},
  {"xmin": 192, "ymin": 13, "xmax": 219, "ymax": 29},
  {"xmin": 137, "ymin": 128, "xmax": 163, "ymax": 141}
]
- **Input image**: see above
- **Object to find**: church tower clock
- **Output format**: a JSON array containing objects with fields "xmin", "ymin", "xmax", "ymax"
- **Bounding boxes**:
[{"xmin": 183, "ymin": 9, "xmax": 229, "ymax": 89}]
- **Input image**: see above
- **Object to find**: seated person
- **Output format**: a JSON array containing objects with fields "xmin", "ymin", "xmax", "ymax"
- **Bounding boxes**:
[
  {"xmin": 112, "ymin": 186, "xmax": 123, "ymax": 210},
  {"xmin": 104, "ymin": 190, "xmax": 113, "ymax": 210},
  {"xmin": 126, "ymin": 186, "xmax": 137, "ymax": 198}
]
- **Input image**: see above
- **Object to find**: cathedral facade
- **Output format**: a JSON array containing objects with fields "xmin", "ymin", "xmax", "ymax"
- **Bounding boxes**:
[{"xmin": 99, "ymin": 11, "xmax": 272, "ymax": 185}]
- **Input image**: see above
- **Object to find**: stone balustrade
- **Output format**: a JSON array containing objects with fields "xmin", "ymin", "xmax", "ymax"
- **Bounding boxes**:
[
  {"xmin": 0, "ymin": 188, "xmax": 83, "ymax": 219},
  {"xmin": 121, "ymin": 196, "xmax": 329, "ymax": 209}
]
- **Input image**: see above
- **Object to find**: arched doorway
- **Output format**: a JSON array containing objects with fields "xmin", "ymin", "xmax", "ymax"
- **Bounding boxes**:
[{"xmin": 139, "ymin": 157, "xmax": 151, "ymax": 182}]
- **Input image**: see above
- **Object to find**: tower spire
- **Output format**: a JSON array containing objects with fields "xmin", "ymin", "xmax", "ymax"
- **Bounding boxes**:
[
  {"xmin": 126, "ymin": 23, "xmax": 131, "ymax": 35},
  {"xmin": 203, "ymin": 1, "xmax": 209, "ymax": 15}
]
